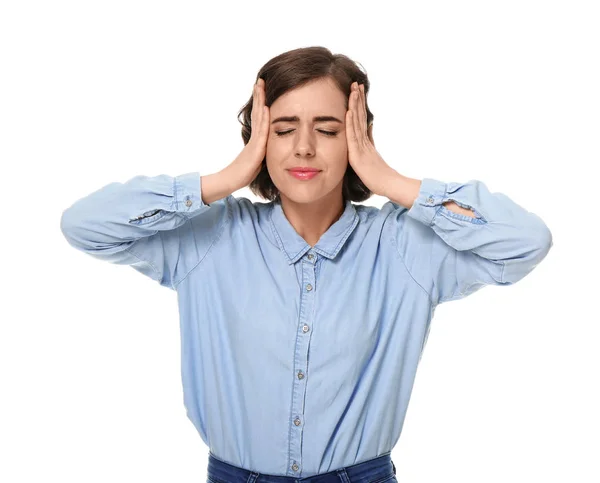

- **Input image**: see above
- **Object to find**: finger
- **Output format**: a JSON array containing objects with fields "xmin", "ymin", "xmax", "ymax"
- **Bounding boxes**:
[
  {"xmin": 352, "ymin": 86, "xmax": 362, "ymax": 143},
  {"xmin": 258, "ymin": 78, "xmax": 269, "ymax": 135},
  {"xmin": 258, "ymin": 79, "xmax": 267, "ymax": 126},
  {"xmin": 256, "ymin": 79, "xmax": 268, "ymax": 137},
  {"xmin": 357, "ymin": 84, "xmax": 367, "ymax": 141},
  {"xmin": 257, "ymin": 82, "xmax": 267, "ymax": 131},
  {"xmin": 256, "ymin": 80, "xmax": 263, "ymax": 127},
  {"xmin": 346, "ymin": 103, "xmax": 357, "ymax": 150},
  {"xmin": 368, "ymin": 123, "xmax": 375, "ymax": 148},
  {"xmin": 252, "ymin": 82, "xmax": 259, "ymax": 126},
  {"xmin": 261, "ymin": 105, "xmax": 270, "ymax": 139},
  {"xmin": 360, "ymin": 84, "xmax": 367, "ymax": 122}
]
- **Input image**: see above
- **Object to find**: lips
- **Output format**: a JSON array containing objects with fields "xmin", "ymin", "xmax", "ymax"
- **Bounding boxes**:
[
  {"xmin": 288, "ymin": 168, "xmax": 321, "ymax": 173},
  {"xmin": 288, "ymin": 170, "xmax": 321, "ymax": 180}
]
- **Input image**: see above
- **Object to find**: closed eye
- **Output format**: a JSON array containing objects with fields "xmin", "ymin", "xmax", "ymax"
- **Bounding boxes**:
[{"xmin": 275, "ymin": 129, "xmax": 338, "ymax": 137}]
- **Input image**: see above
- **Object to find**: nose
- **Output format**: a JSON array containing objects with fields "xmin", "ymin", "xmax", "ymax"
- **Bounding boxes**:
[
  {"xmin": 294, "ymin": 128, "xmax": 315, "ymax": 158},
  {"xmin": 295, "ymin": 147, "xmax": 314, "ymax": 158}
]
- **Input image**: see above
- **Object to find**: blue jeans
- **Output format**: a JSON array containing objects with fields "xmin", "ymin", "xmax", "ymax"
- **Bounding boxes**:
[{"xmin": 207, "ymin": 451, "xmax": 397, "ymax": 483}]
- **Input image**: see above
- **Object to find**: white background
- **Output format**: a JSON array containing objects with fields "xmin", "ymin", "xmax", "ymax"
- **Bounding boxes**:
[{"xmin": 1, "ymin": 1, "xmax": 598, "ymax": 482}]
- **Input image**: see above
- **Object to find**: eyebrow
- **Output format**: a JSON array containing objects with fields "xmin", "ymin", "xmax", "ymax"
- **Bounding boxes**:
[{"xmin": 271, "ymin": 115, "xmax": 343, "ymax": 125}]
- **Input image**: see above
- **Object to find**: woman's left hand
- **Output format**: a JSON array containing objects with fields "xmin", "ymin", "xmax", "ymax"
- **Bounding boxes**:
[{"xmin": 346, "ymin": 82, "xmax": 397, "ymax": 197}]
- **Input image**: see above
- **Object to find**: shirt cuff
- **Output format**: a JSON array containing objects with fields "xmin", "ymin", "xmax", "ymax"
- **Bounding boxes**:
[
  {"xmin": 406, "ymin": 177, "xmax": 447, "ymax": 226},
  {"xmin": 173, "ymin": 171, "xmax": 206, "ymax": 216}
]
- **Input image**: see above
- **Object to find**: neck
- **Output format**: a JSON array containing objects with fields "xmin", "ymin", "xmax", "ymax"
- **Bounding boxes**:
[{"xmin": 278, "ymin": 191, "xmax": 346, "ymax": 247}]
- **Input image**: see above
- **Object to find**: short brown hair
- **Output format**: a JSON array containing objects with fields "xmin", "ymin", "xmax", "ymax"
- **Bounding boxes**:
[{"xmin": 237, "ymin": 46, "xmax": 375, "ymax": 203}]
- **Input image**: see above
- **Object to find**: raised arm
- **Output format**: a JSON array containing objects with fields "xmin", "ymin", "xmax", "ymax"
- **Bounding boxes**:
[
  {"xmin": 388, "ymin": 176, "xmax": 553, "ymax": 306},
  {"xmin": 60, "ymin": 171, "xmax": 233, "ymax": 290}
]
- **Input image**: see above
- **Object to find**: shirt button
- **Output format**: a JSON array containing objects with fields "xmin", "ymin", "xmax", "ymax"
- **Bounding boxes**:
[
  {"xmin": 302, "ymin": 325, "xmax": 310, "ymax": 333},
  {"xmin": 297, "ymin": 371, "xmax": 304, "ymax": 379},
  {"xmin": 307, "ymin": 254, "xmax": 314, "ymax": 260},
  {"xmin": 185, "ymin": 199, "xmax": 192, "ymax": 207},
  {"xmin": 294, "ymin": 417, "xmax": 301, "ymax": 426},
  {"xmin": 306, "ymin": 284, "xmax": 312, "ymax": 291},
  {"xmin": 426, "ymin": 196, "xmax": 434, "ymax": 204},
  {"xmin": 292, "ymin": 463, "xmax": 299, "ymax": 471}
]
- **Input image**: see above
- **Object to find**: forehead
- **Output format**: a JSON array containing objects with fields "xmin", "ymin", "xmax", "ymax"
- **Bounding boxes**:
[{"xmin": 270, "ymin": 78, "xmax": 346, "ymax": 115}]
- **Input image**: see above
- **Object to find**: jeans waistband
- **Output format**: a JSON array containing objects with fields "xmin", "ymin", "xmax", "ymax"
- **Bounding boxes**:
[{"xmin": 207, "ymin": 451, "xmax": 397, "ymax": 483}]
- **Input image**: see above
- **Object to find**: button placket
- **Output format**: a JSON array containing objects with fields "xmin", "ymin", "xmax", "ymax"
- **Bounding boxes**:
[{"xmin": 288, "ymin": 250, "xmax": 317, "ymax": 475}]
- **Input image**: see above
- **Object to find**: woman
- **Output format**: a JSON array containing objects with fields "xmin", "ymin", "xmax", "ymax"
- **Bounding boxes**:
[{"xmin": 60, "ymin": 46, "xmax": 553, "ymax": 482}]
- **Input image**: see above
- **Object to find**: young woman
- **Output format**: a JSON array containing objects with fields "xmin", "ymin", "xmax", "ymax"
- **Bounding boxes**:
[{"xmin": 60, "ymin": 46, "xmax": 553, "ymax": 483}]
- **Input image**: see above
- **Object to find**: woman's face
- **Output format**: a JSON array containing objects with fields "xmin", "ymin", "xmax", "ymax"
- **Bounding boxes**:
[{"xmin": 265, "ymin": 77, "xmax": 348, "ymax": 205}]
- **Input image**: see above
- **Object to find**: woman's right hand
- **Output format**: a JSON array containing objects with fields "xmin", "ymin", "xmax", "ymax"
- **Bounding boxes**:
[{"xmin": 223, "ymin": 78, "xmax": 270, "ymax": 191}]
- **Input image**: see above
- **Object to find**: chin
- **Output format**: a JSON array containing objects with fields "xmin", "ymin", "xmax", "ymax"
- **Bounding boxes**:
[{"xmin": 278, "ymin": 185, "xmax": 339, "ymax": 205}]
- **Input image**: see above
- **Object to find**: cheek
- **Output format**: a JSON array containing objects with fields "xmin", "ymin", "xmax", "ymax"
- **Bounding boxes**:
[
  {"xmin": 266, "ymin": 138, "xmax": 283, "ymax": 158},
  {"xmin": 330, "ymin": 141, "xmax": 349, "ymax": 165}
]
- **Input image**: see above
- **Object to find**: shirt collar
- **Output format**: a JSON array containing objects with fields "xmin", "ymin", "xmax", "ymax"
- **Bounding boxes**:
[{"xmin": 269, "ymin": 198, "xmax": 360, "ymax": 264}]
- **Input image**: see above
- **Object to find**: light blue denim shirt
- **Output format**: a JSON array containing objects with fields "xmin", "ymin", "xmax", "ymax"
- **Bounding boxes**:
[{"xmin": 60, "ymin": 172, "xmax": 553, "ymax": 477}]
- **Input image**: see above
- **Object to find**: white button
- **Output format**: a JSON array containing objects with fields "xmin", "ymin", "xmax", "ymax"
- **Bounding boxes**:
[
  {"xmin": 294, "ymin": 417, "xmax": 301, "ymax": 426},
  {"xmin": 302, "ymin": 325, "xmax": 309, "ymax": 333},
  {"xmin": 307, "ymin": 253, "xmax": 314, "ymax": 260},
  {"xmin": 306, "ymin": 284, "xmax": 312, "ymax": 291},
  {"xmin": 185, "ymin": 199, "xmax": 192, "ymax": 207},
  {"xmin": 292, "ymin": 463, "xmax": 299, "ymax": 471}
]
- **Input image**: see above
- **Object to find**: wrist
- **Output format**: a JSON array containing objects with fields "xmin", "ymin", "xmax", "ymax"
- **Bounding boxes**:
[
  {"xmin": 201, "ymin": 170, "xmax": 234, "ymax": 205},
  {"xmin": 384, "ymin": 172, "xmax": 422, "ymax": 210}
]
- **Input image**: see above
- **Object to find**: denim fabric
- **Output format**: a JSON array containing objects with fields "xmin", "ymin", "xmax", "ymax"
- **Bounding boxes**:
[
  {"xmin": 207, "ymin": 451, "xmax": 397, "ymax": 483},
  {"xmin": 60, "ymin": 172, "xmax": 553, "ymax": 477}
]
